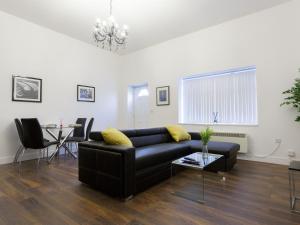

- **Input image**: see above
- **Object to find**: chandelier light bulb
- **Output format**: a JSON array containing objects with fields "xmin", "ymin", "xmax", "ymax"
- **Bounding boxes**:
[
  {"xmin": 102, "ymin": 21, "xmax": 107, "ymax": 27},
  {"xmin": 108, "ymin": 15, "xmax": 115, "ymax": 23},
  {"xmin": 123, "ymin": 24, "xmax": 129, "ymax": 30},
  {"xmin": 96, "ymin": 18, "xmax": 101, "ymax": 24}
]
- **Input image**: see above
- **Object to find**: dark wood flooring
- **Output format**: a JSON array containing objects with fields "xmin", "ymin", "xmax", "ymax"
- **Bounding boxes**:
[{"xmin": 0, "ymin": 157, "xmax": 299, "ymax": 225}]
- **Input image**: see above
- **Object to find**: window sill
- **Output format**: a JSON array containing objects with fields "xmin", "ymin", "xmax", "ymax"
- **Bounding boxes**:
[{"xmin": 178, "ymin": 122, "xmax": 259, "ymax": 127}]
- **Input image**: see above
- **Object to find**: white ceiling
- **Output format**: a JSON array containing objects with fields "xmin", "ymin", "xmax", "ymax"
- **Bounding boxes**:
[{"xmin": 0, "ymin": 0, "xmax": 291, "ymax": 54}]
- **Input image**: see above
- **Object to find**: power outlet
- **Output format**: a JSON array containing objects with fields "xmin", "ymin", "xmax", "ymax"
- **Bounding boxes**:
[{"xmin": 288, "ymin": 149, "xmax": 296, "ymax": 158}]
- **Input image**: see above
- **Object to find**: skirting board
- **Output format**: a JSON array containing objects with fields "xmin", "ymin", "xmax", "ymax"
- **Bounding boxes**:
[
  {"xmin": 0, "ymin": 152, "xmax": 45, "ymax": 165},
  {"xmin": 0, "ymin": 150, "xmax": 293, "ymax": 166},
  {"xmin": 237, "ymin": 154, "xmax": 294, "ymax": 165},
  {"xmin": 0, "ymin": 148, "xmax": 73, "ymax": 165}
]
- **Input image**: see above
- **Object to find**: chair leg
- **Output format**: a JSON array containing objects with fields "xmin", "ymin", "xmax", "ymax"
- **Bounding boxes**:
[
  {"xmin": 70, "ymin": 142, "xmax": 73, "ymax": 155},
  {"xmin": 18, "ymin": 148, "xmax": 26, "ymax": 173},
  {"xmin": 14, "ymin": 145, "xmax": 23, "ymax": 163},
  {"xmin": 37, "ymin": 149, "xmax": 43, "ymax": 166}
]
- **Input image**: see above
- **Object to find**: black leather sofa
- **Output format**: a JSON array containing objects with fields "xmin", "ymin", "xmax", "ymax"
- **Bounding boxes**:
[{"xmin": 78, "ymin": 127, "xmax": 239, "ymax": 199}]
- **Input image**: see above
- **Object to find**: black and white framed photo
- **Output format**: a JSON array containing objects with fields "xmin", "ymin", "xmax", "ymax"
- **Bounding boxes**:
[
  {"xmin": 156, "ymin": 86, "xmax": 170, "ymax": 106},
  {"xmin": 77, "ymin": 85, "xmax": 95, "ymax": 102},
  {"xmin": 12, "ymin": 76, "xmax": 42, "ymax": 103}
]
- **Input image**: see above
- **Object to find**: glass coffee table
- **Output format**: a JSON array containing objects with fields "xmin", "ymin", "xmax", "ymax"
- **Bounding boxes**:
[
  {"xmin": 289, "ymin": 160, "xmax": 300, "ymax": 213},
  {"xmin": 171, "ymin": 152, "xmax": 224, "ymax": 203}
]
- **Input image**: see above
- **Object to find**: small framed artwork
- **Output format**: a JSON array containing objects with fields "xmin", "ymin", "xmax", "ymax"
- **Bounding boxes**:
[
  {"xmin": 12, "ymin": 76, "xmax": 42, "ymax": 103},
  {"xmin": 156, "ymin": 86, "xmax": 170, "ymax": 106},
  {"xmin": 77, "ymin": 85, "xmax": 95, "ymax": 102}
]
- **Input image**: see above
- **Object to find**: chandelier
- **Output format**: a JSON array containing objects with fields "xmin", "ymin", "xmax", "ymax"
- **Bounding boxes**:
[{"xmin": 93, "ymin": 0, "xmax": 129, "ymax": 51}]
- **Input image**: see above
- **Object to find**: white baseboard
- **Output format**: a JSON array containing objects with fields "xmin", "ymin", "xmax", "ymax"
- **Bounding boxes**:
[
  {"xmin": 0, "ymin": 149, "xmax": 293, "ymax": 166},
  {"xmin": 237, "ymin": 154, "xmax": 292, "ymax": 165},
  {"xmin": 0, "ymin": 149, "xmax": 58, "ymax": 165}
]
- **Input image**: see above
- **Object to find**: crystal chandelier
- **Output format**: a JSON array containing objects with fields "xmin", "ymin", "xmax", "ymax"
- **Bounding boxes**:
[{"xmin": 93, "ymin": 0, "xmax": 129, "ymax": 51}]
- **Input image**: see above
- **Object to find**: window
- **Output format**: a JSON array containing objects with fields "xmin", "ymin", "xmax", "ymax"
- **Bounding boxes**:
[{"xmin": 179, "ymin": 67, "xmax": 257, "ymax": 125}]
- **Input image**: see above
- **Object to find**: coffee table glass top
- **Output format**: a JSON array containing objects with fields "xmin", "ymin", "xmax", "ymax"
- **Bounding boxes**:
[
  {"xmin": 172, "ymin": 152, "xmax": 223, "ymax": 170},
  {"xmin": 289, "ymin": 160, "xmax": 300, "ymax": 171}
]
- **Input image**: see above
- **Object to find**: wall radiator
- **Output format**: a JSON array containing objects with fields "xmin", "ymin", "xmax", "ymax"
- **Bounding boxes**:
[{"xmin": 211, "ymin": 132, "xmax": 248, "ymax": 153}]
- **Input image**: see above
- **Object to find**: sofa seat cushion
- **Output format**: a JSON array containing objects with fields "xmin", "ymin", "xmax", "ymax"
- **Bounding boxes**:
[
  {"xmin": 135, "ymin": 143, "xmax": 191, "ymax": 170},
  {"xmin": 188, "ymin": 140, "xmax": 240, "ymax": 158}
]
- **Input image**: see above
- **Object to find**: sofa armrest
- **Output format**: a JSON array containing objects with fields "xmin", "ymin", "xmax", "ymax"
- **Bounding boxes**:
[
  {"xmin": 189, "ymin": 132, "xmax": 201, "ymax": 140},
  {"xmin": 78, "ymin": 141, "xmax": 135, "ymax": 199}
]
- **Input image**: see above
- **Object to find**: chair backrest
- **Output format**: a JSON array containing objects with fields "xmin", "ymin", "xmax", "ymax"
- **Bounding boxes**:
[
  {"xmin": 73, "ymin": 118, "xmax": 87, "ymax": 138},
  {"xmin": 15, "ymin": 118, "xmax": 25, "ymax": 146},
  {"xmin": 85, "ymin": 118, "xmax": 94, "ymax": 141},
  {"xmin": 21, "ymin": 118, "xmax": 45, "ymax": 149}
]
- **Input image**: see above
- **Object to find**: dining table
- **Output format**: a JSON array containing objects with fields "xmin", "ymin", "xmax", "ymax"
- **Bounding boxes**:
[{"xmin": 41, "ymin": 123, "xmax": 81, "ymax": 163}]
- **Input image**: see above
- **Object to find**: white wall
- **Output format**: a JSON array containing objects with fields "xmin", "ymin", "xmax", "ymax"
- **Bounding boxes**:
[
  {"xmin": 1, "ymin": 0, "xmax": 300, "ymax": 166},
  {"xmin": 118, "ymin": 0, "xmax": 300, "ymax": 165},
  {"xmin": 0, "ymin": 11, "xmax": 120, "ymax": 164}
]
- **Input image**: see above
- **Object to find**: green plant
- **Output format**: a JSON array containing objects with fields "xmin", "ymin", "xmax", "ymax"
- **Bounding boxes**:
[
  {"xmin": 281, "ymin": 78, "xmax": 300, "ymax": 121},
  {"xmin": 200, "ymin": 127, "xmax": 214, "ymax": 145}
]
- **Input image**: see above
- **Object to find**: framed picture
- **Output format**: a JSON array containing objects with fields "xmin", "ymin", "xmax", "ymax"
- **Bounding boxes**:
[
  {"xmin": 12, "ymin": 76, "xmax": 42, "ymax": 103},
  {"xmin": 156, "ymin": 86, "xmax": 170, "ymax": 106},
  {"xmin": 77, "ymin": 85, "xmax": 95, "ymax": 102}
]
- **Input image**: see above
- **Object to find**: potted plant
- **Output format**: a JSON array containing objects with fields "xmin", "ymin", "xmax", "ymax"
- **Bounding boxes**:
[
  {"xmin": 281, "ymin": 77, "xmax": 300, "ymax": 121},
  {"xmin": 200, "ymin": 127, "xmax": 214, "ymax": 159}
]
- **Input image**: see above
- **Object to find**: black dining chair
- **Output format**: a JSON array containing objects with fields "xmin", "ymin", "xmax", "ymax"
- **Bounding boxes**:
[
  {"xmin": 65, "ymin": 118, "xmax": 87, "ymax": 142},
  {"xmin": 20, "ymin": 118, "xmax": 59, "ymax": 167},
  {"xmin": 64, "ymin": 117, "xmax": 94, "ymax": 153},
  {"xmin": 14, "ymin": 119, "xmax": 26, "ymax": 163},
  {"xmin": 85, "ymin": 118, "xmax": 94, "ymax": 141},
  {"xmin": 64, "ymin": 118, "xmax": 87, "ymax": 153}
]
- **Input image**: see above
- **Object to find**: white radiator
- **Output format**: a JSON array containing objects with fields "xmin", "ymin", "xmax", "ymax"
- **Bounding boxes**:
[{"xmin": 211, "ymin": 132, "xmax": 248, "ymax": 153}]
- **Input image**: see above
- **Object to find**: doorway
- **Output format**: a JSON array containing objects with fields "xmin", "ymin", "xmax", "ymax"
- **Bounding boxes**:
[{"xmin": 128, "ymin": 84, "xmax": 150, "ymax": 129}]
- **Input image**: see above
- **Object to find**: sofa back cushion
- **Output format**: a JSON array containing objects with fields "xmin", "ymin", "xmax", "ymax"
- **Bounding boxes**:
[
  {"xmin": 101, "ymin": 128, "xmax": 133, "ymax": 147},
  {"xmin": 122, "ymin": 127, "xmax": 173, "ymax": 148},
  {"xmin": 89, "ymin": 127, "xmax": 173, "ymax": 147}
]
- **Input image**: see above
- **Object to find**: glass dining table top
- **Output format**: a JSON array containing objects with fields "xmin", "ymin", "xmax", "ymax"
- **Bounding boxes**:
[{"xmin": 41, "ymin": 124, "xmax": 81, "ymax": 129}]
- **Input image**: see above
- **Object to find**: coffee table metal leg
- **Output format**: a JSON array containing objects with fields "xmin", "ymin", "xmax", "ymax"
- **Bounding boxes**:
[
  {"xmin": 170, "ymin": 163, "xmax": 175, "ymax": 194},
  {"xmin": 289, "ymin": 170, "xmax": 293, "ymax": 210}
]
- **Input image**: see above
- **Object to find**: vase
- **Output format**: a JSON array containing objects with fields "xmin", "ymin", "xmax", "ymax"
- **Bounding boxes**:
[{"xmin": 202, "ymin": 144, "xmax": 209, "ymax": 159}]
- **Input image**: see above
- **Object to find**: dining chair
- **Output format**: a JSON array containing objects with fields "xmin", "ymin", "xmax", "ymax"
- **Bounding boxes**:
[
  {"xmin": 14, "ymin": 119, "xmax": 25, "ymax": 163},
  {"xmin": 20, "ymin": 118, "xmax": 59, "ymax": 167},
  {"xmin": 64, "ymin": 118, "xmax": 87, "ymax": 153},
  {"xmin": 65, "ymin": 118, "xmax": 94, "ymax": 153},
  {"xmin": 85, "ymin": 118, "xmax": 94, "ymax": 141}
]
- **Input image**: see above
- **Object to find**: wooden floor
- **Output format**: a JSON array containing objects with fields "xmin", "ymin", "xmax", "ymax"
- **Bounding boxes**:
[{"xmin": 0, "ymin": 158, "xmax": 300, "ymax": 225}]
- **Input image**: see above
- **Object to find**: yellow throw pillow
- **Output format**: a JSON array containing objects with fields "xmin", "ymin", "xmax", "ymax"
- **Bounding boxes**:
[
  {"xmin": 166, "ymin": 125, "xmax": 191, "ymax": 142},
  {"xmin": 101, "ymin": 128, "xmax": 133, "ymax": 147}
]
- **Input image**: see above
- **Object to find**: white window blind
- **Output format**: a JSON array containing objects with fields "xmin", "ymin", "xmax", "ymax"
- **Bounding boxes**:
[{"xmin": 179, "ymin": 67, "xmax": 257, "ymax": 125}]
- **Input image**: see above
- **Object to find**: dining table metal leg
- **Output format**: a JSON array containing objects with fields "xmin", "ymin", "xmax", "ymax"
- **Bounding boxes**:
[
  {"xmin": 62, "ymin": 143, "xmax": 77, "ymax": 159},
  {"xmin": 48, "ymin": 128, "xmax": 76, "ymax": 163}
]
